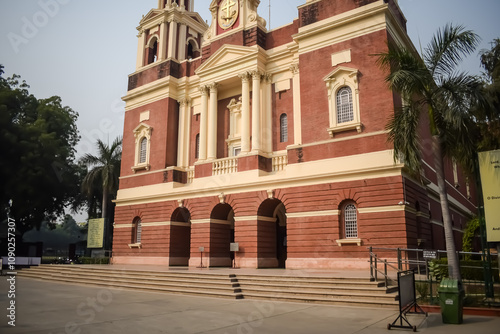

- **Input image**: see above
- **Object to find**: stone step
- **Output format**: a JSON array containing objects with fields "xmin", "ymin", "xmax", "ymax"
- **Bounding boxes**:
[
  {"xmin": 243, "ymin": 292, "xmax": 399, "ymax": 308},
  {"xmin": 235, "ymin": 281, "xmax": 390, "ymax": 294},
  {"xmin": 17, "ymin": 271, "xmax": 242, "ymax": 299},
  {"xmin": 17, "ymin": 265, "xmax": 398, "ymax": 308}
]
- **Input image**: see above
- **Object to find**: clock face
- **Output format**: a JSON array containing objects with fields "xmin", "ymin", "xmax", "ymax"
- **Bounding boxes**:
[{"xmin": 218, "ymin": 0, "xmax": 239, "ymax": 30}]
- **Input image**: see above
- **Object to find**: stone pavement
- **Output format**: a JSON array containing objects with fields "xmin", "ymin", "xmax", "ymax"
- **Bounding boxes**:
[{"xmin": 1, "ymin": 276, "xmax": 499, "ymax": 334}]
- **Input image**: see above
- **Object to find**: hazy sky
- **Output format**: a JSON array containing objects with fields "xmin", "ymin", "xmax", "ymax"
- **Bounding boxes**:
[{"xmin": 1, "ymin": 0, "xmax": 499, "ymax": 161}]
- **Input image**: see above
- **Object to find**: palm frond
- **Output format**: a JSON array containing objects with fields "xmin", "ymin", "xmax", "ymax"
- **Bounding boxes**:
[
  {"xmin": 386, "ymin": 102, "xmax": 422, "ymax": 174},
  {"xmin": 425, "ymin": 24, "xmax": 480, "ymax": 79}
]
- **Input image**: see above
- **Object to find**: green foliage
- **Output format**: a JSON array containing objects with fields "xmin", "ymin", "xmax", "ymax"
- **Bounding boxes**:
[
  {"xmin": 416, "ymin": 282, "xmax": 429, "ymax": 300},
  {"xmin": 462, "ymin": 217, "xmax": 480, "ymax": 254},
  {"xmin": 431, "ymin": 258, "xmax": 500, "ymax": 282},
  {"xmin": 0, "ymin": 66, "xmax": 83, "ymax": 235},
  {"xmin": 473, "ymin": 38, "xmax": 500, "ymax": 151},
  {"xmin": 429, "ymin": 260, "xmax": 446, "ymax": 283},
  {"xmin": 78, "ymin": 256, "xmax": 110, "ymax": 265}
]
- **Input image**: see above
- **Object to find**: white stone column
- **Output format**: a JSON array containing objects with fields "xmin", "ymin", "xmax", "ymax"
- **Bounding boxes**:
[
  {"xmin": 136, "ymin": 30, "xmax": 146, "ymax": 70},
  {"xmin": 251, "ymin": 71, "xmax": 262, "ymax": 152},
  {"xmin": 183, "ymin": 98, "xmax": 192, "ymax": 167},
  {"xmin": 177, "ymin": 99, "xmax": 187, "ymax": 167},
  {"xmin": 199, "ymin": 86, "xmax": 209, "ymax": 161},
  {"xmin": 167, "ymin": 19, "xmax": 178, "ymax": 59},
  {"xmin": 291, "ymin": 63, "xmax": 302, "ymax": 145},
  {"xmin": 180, "ymin": 0, "xmax": 186, "ymax": 10},
  {"xmin": 262, "ymin": 73, "xmax": 273, "ymax": 154},
  {"xmin": 207, "ymin": 83, "xmax": 219, "ymax": 160},
  {"xmin": 239, "ymin": 72, "xmax": 251, "ymax": 153},
  {"xmin": 178, "ymin": 23, "xmax": 187, "ymax": 61},
  {"xmin": 159, "ymin": 20, "xmax": 168, "ymax": 61}
]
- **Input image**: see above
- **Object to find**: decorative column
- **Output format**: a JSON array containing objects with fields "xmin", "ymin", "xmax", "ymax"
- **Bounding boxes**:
[
  {"xmin": 207, "ymin": 82, "xmax": 219, "ymax": 160},
  {"xmin": 290, "ymin": 63, "xmax": 302, "ymax": 145},
  {"xmin": 159, "ymin": 20, "xmax": 168, "ymax": 61},
  {"xmin": 199, "ymin": 86, "xmax": 209, "ymax": 161},
  {"xmin": 183, "ymin": 98, "xmax": 192, "ymax": 167},
  {"xmin": 251, "ymin": 71, "xmax": 262, "ymax": 152},
  {"xmin": 262, "ymin": 73, "xmax": 273, "ymax": 154},
  {"xmin": 136, "ymin": 30, "xmax": 146, "ymax": 70},
  {"xmin": 177, "ymin": 98, "xmax": 192, "ymax": 168},
  {"xmin": 167, "ymin": 19, "xmax": 178, "ymax": 59},
  {"xmin": 239, "ymin": 72, "xmax": 251, "ymax": 154},
  {"xmin": 178, "ymin": 23, "xmax": 187, "ymax": 60},
  {"xmin": 177, "ymin": 99, "xmax": 187, "ymax": 167}
]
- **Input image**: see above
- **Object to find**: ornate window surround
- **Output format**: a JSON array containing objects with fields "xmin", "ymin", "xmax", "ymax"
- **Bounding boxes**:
[
  {"xmin": 132, "ymin": 122, "xmax": 152, "ymax": 172},
  {"xmin": 324, "ymin": 66, "xmax": 362, "ymax": 137},
  {"xmin": 226, "ymin": 96, "xmax": 242, "ymax": 157}
]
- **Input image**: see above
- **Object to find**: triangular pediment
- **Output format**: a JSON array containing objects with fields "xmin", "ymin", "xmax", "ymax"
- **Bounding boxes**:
[
  {"xmin": 140, "ymin": 9, "xmax": 162, "ymax": 25},
  {"xmin": 323, "ymin": 66, "xmax": 359, "ymax": 82},
  {"xmin": 196, "ymin": 44, "xmax": 263, "ymax": 77}
]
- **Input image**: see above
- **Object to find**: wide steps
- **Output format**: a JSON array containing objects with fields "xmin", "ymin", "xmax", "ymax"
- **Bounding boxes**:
[{"xmin": 17, "ymin": 265, "xmax": 398, "ymax": 308}]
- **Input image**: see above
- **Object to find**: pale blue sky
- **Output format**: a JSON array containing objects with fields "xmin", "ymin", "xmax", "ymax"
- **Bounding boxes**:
[{"xmin": 0, "ymin": 0, "xmax": 499, "ymax": 160}]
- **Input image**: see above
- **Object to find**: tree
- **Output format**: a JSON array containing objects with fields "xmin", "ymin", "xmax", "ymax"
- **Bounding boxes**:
[
  {"xmin": 474, "ymin": 38, "xmax": 500, "ymax": 151},
  {"xmin": 0, "ymin": 65, "xmax": 82, "ymax": 236},
  {"xmin": 377, "ymin": 25, "xmax": 485, "ymax": 281},
  {"xmin": 80, "ymin": 137, "xmax": 122, "ymax": 249}
]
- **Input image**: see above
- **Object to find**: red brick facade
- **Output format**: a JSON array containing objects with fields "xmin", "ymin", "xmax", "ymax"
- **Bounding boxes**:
[{"xmin": 112, "ymin": 0, "xmax": 477, "ymax": 269}]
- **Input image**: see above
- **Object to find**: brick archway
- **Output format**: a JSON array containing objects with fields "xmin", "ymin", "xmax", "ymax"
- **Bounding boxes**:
[
  {"xmin": 257, "ymin": 199, "xmax": 287, "ymax": 268},
  {"xmin": 169, "ymin": 207, "xmax": 191, "ymax": 266}
]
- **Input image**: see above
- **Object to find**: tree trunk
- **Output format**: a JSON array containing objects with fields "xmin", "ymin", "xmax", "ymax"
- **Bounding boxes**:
[
  {"xmin": 101, "ymin": 187, "xmax": 109, "ymax": 251},
  {"xmin": 433, "ymin": 135, "xmax": 462, "ymax": 281}
]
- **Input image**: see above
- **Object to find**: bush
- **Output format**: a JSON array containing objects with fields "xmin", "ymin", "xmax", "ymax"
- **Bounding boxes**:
[
  {"xmin": 432, "ymin": 258, "xmax": 499, "ymax": 282},
  {"xmin": 78, "ymin": 257, "xmax": 110, "ymax": 265}
]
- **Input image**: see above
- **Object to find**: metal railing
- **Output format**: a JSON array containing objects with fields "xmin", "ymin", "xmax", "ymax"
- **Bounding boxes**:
[{"xmin": 368, "ymin": 247, "xmax": 500, "ymax": 305}]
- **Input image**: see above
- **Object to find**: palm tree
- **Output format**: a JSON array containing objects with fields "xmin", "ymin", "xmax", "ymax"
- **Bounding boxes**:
[
  {"xmin": 377, "ymin": 24, "xmax": 485, "ymax": 281},
  {"xmin": 80, "ymin": 137, "xmax": 122, "ymax": 249}
]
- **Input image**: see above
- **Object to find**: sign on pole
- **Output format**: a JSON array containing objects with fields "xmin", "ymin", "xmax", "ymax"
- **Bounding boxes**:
[
  {"xmin": 478, "ymin": 150, "xmax": 500, "ymax": 242},
  {"xmin": 87, "ymin": 218, "xmax": 105, "ymax": 248}
]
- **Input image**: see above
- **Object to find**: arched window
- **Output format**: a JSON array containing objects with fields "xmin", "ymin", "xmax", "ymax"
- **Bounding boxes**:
[
  {"xmin": 132, "ymin": 218, "xmax": 142, "ymax": 244},
  {"xmin": 344, "ymin": 203, "xmax": 358, "ymax": 238},
  {"xmin": 139, "ymin": 137, "xmax": 147, "ymax": 164},
  {"xmin": 336, "ymin": 86, "xmax": 354, "ymax": 124},
  {"xmin": 147, "ymin": 39, "xmax": 158, "ymax": 65},
  {"xmin": 280, "ymin": 113, "xmax": 288, "ymax": 143}
]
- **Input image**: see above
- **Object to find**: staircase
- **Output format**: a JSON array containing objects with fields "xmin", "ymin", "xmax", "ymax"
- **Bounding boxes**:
[{"xmin": 17, "ymin": 265, "xmax": 398, "ymax": 308}]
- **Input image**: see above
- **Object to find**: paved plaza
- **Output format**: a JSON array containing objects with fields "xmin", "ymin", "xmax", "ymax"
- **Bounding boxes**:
[{"xmin": 1, "ymin": 276, "xmax": 499, "ymax": 334}]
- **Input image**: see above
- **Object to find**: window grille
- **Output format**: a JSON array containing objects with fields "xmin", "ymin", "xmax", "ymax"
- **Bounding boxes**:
[
  {"xmin": 344, "ymin": 204, "xmax": 358, "ymax": 238},
  {"xmin": 139, "ymin": 137, "xmax": 147, "ymax": 164},
  {"xmin": 280, "ymin": 114, "xmax": 288, "ymax": 143},
  {"xmin": 336, "ymin": 87, "xmax": 354, "ymax": 124},
  {"xmin": 195, "ymin": 134, "xmax": 200, "ymax": 159},
  {"xmin": 136, "ymin": 219, "xmax": 142, "ymax": 243}
]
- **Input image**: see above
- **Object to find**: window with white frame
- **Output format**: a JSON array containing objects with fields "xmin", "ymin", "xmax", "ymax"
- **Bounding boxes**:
[
  {"xmin": 336, "ymin": 201, "xmax": 361, "ymax": 246},
  {"xmin": 324, "ymin": 66, "xmax": 362, "ymax": 137},
  {"xmin": 344, "ymin": 204, "xmax": 358, "ymax": 238},
  {"xmin": 280, "ymin": 113, "xmax": 288, "ymax": 143},
  {"xmin": 130, "ymin": 217, "xmax": 142, "ymax": 247},
  {"xmin": 132, "ymin": 123, "xmax": 152, "ymax": 172},
  {"xmin": 139, "ymin": 137, "xmax": 147, "ymax": 164},
  {"xmin": 336, "ymin": 87, "xmax": 354, "ymax": 124}
]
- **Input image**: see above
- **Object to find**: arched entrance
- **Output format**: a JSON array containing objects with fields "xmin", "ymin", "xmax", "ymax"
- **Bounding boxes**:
[
  {"xmin": 257, "ymin": 199, "xmax": 287, "ymax": 268},
  {"xmin": 210, "ymin": 203, "xmax": 234, "ymax": 267},
  {"xmin": 169, "ymin": 207, "xmax": 191, "ymax": 266}
]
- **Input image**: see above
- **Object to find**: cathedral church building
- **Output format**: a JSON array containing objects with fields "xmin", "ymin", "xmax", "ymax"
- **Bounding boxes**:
[{"xmin": 112, "ymin": 0, "xmax": 476, "ymax": 269}]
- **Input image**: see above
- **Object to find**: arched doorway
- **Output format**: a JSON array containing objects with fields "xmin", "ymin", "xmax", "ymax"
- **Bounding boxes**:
[
  {"xmin": 169, "ymin": 207, "xmax": 191, "ymax": 266},
  {"xmin": 210, "ymin": 203, "xmax": 234, "ymax": 267},
  {"xmin": 257, "ymin": 199, "xmax": 287, "ymax": 268}
]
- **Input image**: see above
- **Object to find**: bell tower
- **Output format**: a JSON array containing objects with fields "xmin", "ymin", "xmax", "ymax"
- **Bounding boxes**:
[{"xmin": 135, "ymin": 0, "xmax": 208, "ymax": 70}]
